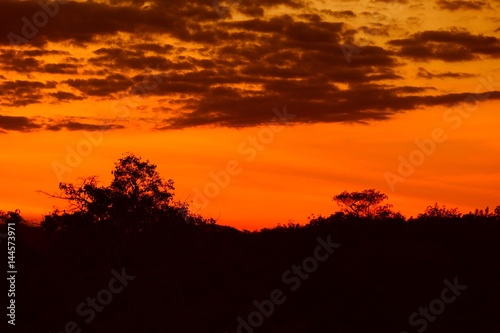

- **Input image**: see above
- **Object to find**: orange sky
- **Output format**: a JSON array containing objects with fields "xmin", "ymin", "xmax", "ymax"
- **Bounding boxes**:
[{"xmin": 1, "ymin": 0, "xmax": 500, "ymax": 230}]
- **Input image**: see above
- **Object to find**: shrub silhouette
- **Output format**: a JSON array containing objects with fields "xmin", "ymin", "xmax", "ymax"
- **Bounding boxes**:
[
  {"xmin": 0, "ymin": 209, "xmax": 23, "ymax": 224},
  {"xmin": 416, "ymin": 203, "xmax": 462, "ymax": 220}
]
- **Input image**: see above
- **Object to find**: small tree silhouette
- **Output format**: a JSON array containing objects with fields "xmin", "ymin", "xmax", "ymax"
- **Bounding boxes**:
[{"xmin": 333, "ymin": 189, "xmax": 398, "ymax": 218}]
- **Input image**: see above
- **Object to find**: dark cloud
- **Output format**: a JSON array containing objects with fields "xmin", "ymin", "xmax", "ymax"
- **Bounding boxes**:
[
  {"xmin": 20, "ymin": 49, "xmax": 69, "ymax": 57},
  {"xmin": 359, "ymin": 11, "xmax": 389, "ymax": 21},
  {"xmin": 1, "ymin": 1, "xmax": 182, "ymax": 46},
  {"xmin": 322, "ymin": 10, "xmax": 357, "ymax": 18},
  {"xmin": 49, "ymin": 91, "xmax": 85, "ymax": 101},
  {"xmin": 0, "ymin": 114, "xmax": 42, "ymax": 132},
  {"xmin": 88, "ymin": 48, "xmax": 177, "ymax": 70},
  {"xmin": 0, "ymin": 49, "xmax": 40, "ymax": 72},
  {"xmin": 417, "ymin": 67, "xmax": 475, "ymax": 79},
  {"xmin": 436, "ymin": 0, "xmax": 490, "ymax": 11},
  {"xmin": 43, "ymin": 63, "xmax": 78, "ymax": 74},
  {"xmin": 234, "ymin": 0, "xmax": 303, "ymax": 18},
  {"xmin": 0, "ymin": 0, "xmax": 304, "ymax": 46},
  {"xmin": 63, "ymin": 74, "xmax": 133, "ymax": 96},
  {"xmin": 130, "ymin": 43, "xmax": 174, "ymax": 53},
  {"xmin": 0, "ymin": 0, "xmax": 498, "ymax": 131},
  {"xmin": 297, "ymin": 13, "xmax": 322, "ymax": 22},
  {"xmin": 162, "ymin": 87, "xmax": 500, "ymax": 129},
  {"xmin": 237, "ymin": 4, "xmax": 265, "ymax": 18},
  {"xmin": 372, "ymin": 0, "xmax": 408, "ymax": 3},
  {"xmin": 45, "ymin": 121, "xmax": 124, "ymax": 131},
  {"xmin": 0, "ymin": 114, "xmax": 123, "ymax": 132},
  {"xmin": 0, "ymin": 80, "xmax": 55, "ymax": 106},
  {"xmin": 388, "ymin": 30, "xmax": 500, "ymax": 61},
  {"xmin": 0, "ymin": 49, "xmax": 79, "ymax": 74},
  {"xmin": 359, "ymin": 23, "xmax": 392, "ymax": 37}
]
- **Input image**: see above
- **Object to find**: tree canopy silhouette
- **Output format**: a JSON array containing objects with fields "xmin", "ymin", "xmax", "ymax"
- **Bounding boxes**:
[
  {"xmin": 40, "ymin": 153, "xmax": 195, "ymax": 233},
  {"xmin": 332, "ymin": 189, "xmax": 401, "ymax": 219}
]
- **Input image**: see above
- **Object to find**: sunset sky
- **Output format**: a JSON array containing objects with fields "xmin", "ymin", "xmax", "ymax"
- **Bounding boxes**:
[{"xmin": 1, "ymin": 0, "xmax": 499, "ymax": 230}]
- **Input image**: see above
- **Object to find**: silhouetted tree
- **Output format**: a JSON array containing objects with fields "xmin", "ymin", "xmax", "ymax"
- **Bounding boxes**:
[
  {"xmin": 40, "ymin": 210, "xmax": 66, "ymax": 233},
  {"xmin": 56, "ymin": 176, "xmax": 111, "ymax": 218},
  {"xmin": 41, "ymin": 153, "xmax": 183, "ymax": 233},
  {"xmin": 333, "ymin": 189, "xmax": 399, "ymax": 218},
  {"xmin": 107, "ymin": 153, "xmax": 175, "ymax": 231}
]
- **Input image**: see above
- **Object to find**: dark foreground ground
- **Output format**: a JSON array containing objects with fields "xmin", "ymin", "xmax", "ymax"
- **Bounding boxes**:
[{"xmin": 4, "ymin": 217, "xmax": 500, "ymax": 333}]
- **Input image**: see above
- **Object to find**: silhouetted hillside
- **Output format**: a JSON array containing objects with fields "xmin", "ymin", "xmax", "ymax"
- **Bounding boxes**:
[
  {"xmin": 2, "ymin": 154, "xmax": 499, "ymax": 332},
  {"xmin": 2, "ymin": 212, "xmax": 499, "ymax": 333}
]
